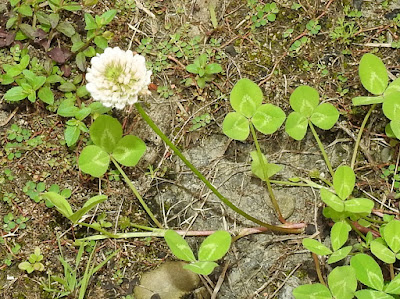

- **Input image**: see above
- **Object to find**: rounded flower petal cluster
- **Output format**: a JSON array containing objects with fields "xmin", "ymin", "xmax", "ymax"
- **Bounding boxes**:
[{"xmin": 86, "ymin": 47, "xmax": 152, "ymax": 109}]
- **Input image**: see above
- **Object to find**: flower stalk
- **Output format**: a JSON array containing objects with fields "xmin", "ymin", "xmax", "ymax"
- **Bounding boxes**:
[{"xmin": 135, "ymin": 103, "xmax": 304, "ymax": 234}]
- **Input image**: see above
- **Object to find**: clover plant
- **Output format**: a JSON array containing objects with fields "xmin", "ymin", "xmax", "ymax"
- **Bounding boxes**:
[
  {"xmin": 320, "ymin": 166, "xmax": 374, "ymax": 217},
  {"xmin": 293, "ymin": 266, "xmax": 357, "ymax": 299},
  {"xmin": 78, "ymin": 114, "xmax": 161, "ymax": 228},
  {"xmin": 164, "ymin": 230, "xmax": 231, "ymax": 275},
  {"xmin": 285, "ymin": 85, "xmax": 339, "ymax": 176},
  {"xmin": 222, "ymin": 78, "xmax": 286, "ymax": 222},
  {"xmin": 78, "ymin": 115, "xmax": 146, "ymax": 177},
  {"xmin": 351, "ymin": 53, "xmax": 400, "ymax": 167},
  {"xmin": 302, "ymin": 220, "xmax": 352, "ymax": 264},
  {"xmin": 370, "ymin": 219, "xmax": 400, "ymax": 264}
]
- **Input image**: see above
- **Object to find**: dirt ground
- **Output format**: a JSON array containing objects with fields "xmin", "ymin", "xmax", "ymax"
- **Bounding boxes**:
[{"xmin": 1, "ymin": 0, "xmax": 399, "ymax": 298}]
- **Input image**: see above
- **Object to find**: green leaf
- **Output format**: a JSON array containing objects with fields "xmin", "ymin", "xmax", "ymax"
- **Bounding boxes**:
[
  {"xmin": 250, "ymin": 151, "xmax": 283, "ymax": 180},
  {"xmin": 385, "ymin": 272, "xmax": 400, "ymax": 294},
  {"xmin": 370, "ymin": 240, "xmax": 396, "ymax": 264},
  {"xmin": 198, "ymin": 54, "xmax": 207, "ymax": 67},
  {"xmin": 58, "ymin": 99, "xmax": 79, "ymax": 117},
  {"xmin": 89, "ymin": 102, "xmax": 111, "ymax": 115},
  {"xmin": 46, "ymin": 74, "xmax": 63, "ymax": 84},
  {"xmin": 327, "ymin": 246, "xmax": 352, "ymax": 264},
  {"xmin": 390, "ymin": 120, "xmax": 400, "ymax": 140},
  {"xmin": 328, "ymin": 266, "xmax": 357, "ymax": 299},
  {"xmin": 198, "ymin": 231, "xmax": 231, "ymax": 261},
  {"xmin": 333, "ymin": 165, "xmax": 355, "ymax": 200},
  {"xmin": 331, "ymin": 221, "xmax": 351, "ymax": 251},
  {"xmin": 310, "ymin": 103, "xmax": 339, "ymax": 130},
  {"xmin": 350, "ymin": 253, "xmax": 384, "ymax": 291},
  {"xmin": 344, "ymin": 198, "xmax": 374, "ymax": 214},
  {"xmin": 292, "ymin": 283, "xmax": 332, "ymax": 299},
  {"xmin": 222, "ymin": 112, "xmax": 249, "ymax": 141},
  {"xmin": 186, "ymin": 64, "xmax": 199, "ymax": 74},
  {"xmin": 40, "ymin": 192, "xmax": 73, "ymax": 219},
  {"xmin": 352, "ymin": 96, "xmax": 384, "ymax": 106},
  {"xmin": 355, "ymin": 290, "xmax": 394, "ymax": 299},
  {"xmin": 285, "ymin": 112, "xmax": 308, "ymax": 140},
  {"xmin": 183, "ymin": 261, "xmax": 219, "ymax": 275},
  {"xmin": 63, "ymin": 3, "xmax": 81, "ymax": 11},
  {"xmin": 69, "ymin": 195, "xmax": 108, "ymax": 223},
  {"xmin": 38, "ymin": 87, "xmax": 54, "ymax": 105},
  {"xmin": 94, "ymin": 36, "xmax": 108, "ymax": 50},
  {"xmin": 382, "ymin": 92, "xmax": 400, "ymax": 121},
  {"xmin": 383, "ymin": 219, "xmax": 400, "ymax": 253},
  {"xmin": 75, "ymin": 107, "xmax": 91, "ymax": 121},
  {"xmin": 18, "ymin": 261, "xmax": 33, "ymax": 271},
  {"xmin": 230, "ymin": 78, "xmax": 263, "ymax": 118},
  {"xmin": 197, "ymin": 77, "xmax": 206, "ymax": 89},
  {"xmin": 112, "ymin": 135, "xmax": 146, "ymax": 167},
  {"xmin": 359, "ymin": 53, "xmax": 388, "ymax": 95},
  {"xmin": 252, "ymin": 104, "xmax": 286, "ymax": 134},
  {"xmin": 89, "ymin": 115, "xmax": 122, "ymax": 153},
  {"xmin": 48, "ymin": 13, "xmax": 60, "ymax": 28},
  {"xmin": 84, "ymin": 13, "xmax": 97, "ymax": 30},
  {"xmin": 5, "ymin": 86, "xmax": 28, "ymax": 101},
  {"xmin": 289, "ymin": 85, "xmax": 319, "ymax": 117},
  {"xmin": 76, "ymin": 52, "xmax": 86, "ymax": 72},
  {"xmin": 17, "ymin": 4, "xmax": 33, "ymax": 16},
  {"xmin": 58, "ymin": 82, "xmax": 76, "ymax": 92},
  {"xmin": 302, "ymin": 238, "xmax": 332, "ymax": 255},
  {"xmin": 56, "ymin": 21, "xmax": 76, "ymax": 37},
  {"xmin": 164, "ymin": 230, "xmax": 196, "ymax": 262},
  {"xmin": 384, "ymin": 77, "xmax": 400, "ymax": 96},
  {"xmin": 100, "ymin": 9, "xmax": 117, "ymax": 25},
  {"xmin": 71, "ymin": 41, "xmax": 85, "ymax": 53},
  {"xmin": 64, "ymin": 125, "xmax": 80, "ymax": 147},
  {"xmin": 205, "ymin": 63, "xmax": 223, "ymax": 74},
  {"xmin": 320, "ymin": 188, "xmax": 344, "ymax": 212},
  {"xmin": 78, "ymin": 145, "xmax": 110, "ymax": 177}
]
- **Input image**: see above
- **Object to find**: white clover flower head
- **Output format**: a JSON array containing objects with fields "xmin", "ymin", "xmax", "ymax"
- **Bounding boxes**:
[{"xmin": 85, "ymin": 47, "xmax": 152, "ymax": 109}]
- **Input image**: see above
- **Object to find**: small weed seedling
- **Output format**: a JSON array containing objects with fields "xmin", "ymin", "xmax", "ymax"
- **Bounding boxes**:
[
  {"xmin": 18, "ymin": 247, "xmax": 45, "ymax": 273},
  {"xmin": 247, "ymin": 0, "xmax": 279, "ymax": 28},
  {"xmin": 186, "ymin": 53, "xmax": 223, "ymax": 88},
  {"xmin": 41, "ymin": 192, "xmax": 107, "ymax": 225},
  {"xmin": 41, "ymin": 238, "xmax": 118, "ymax": 299},
  {"xmin": 189, "ymin": 113, "xmax": 212, "ymax": 131},
  {"xmin": 164, "ymin": 230, "xmax": 231, "ymax": 275}
]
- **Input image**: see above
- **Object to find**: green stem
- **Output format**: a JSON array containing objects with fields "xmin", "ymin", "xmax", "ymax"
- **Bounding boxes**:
[
  {"xmin": 361, "ymin": 216, "xmax": 386, "ymax": 224},
  {"xmin": 347, "ymin": 220, "xmax": 366, "ymax": 241},
  {"xmin": 350, "ymin": 104, "xmax": 376, "ymax": 169},
  {"xmin": 312, "ymin": 252, "xmax": 326, "ymax": 286},
  {"xmin": 308, "ymin": 121, "xmax": 334, "ymax": 178},
  {"xmin": 270, "ymin": 180, "xmax": 312, "ymax": 187},
  {"xmin": 249, "ymin": 122, "xmax": 285, "ymax": 223},
  {"xmin": 111, "ymin": 157, "xmax": 163, "ymax": 229},
  {"xmin": 135, "ymin": 103, "xmax": 303, "ymax": 233},
  {"xmin": 78, "ymin": 222, "xmax": 119, "ymax": 238}
]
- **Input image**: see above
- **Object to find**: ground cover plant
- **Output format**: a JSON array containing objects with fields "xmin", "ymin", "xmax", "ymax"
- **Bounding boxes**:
[{"xmin": 3, "ymin": 0, "xmax": 400, "ymax": 298}]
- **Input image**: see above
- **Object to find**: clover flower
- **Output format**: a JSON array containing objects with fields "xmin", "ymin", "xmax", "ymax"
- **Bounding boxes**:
[{"xmin": 85, "ymin": 47, "xmax": 152, "ymax": 109}]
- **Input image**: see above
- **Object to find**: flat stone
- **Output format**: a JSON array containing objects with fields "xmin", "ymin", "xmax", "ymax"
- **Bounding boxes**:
[{"xmin": 134, "ymin": 261, "xmax": 200, "ymax": 299}]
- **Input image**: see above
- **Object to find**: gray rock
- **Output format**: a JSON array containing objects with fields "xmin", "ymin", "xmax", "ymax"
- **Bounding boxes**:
[
  {"xmin": 278, "ymin": 276, "xmax": 301, "ymax": 299},
  {"xmin": 134, "ymin": 261, "xmax": 200, "ymax": 299}
]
